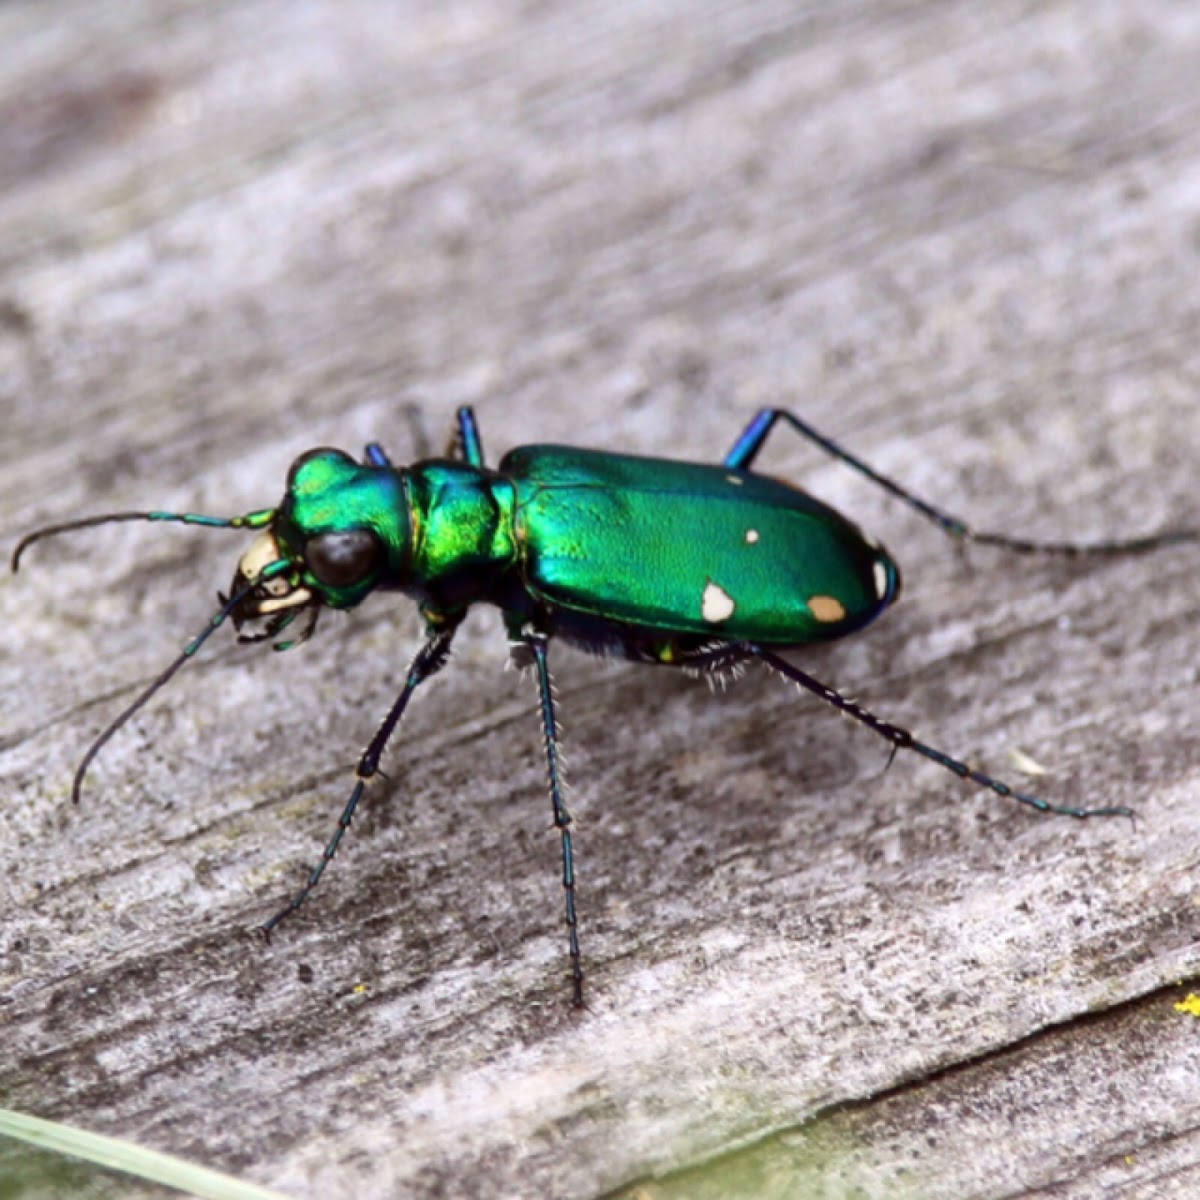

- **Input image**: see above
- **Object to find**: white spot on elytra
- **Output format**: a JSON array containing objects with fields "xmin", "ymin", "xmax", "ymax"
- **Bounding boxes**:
[
  {"xmin": 725, "ymin": 474, "xmax": 744, "ymax": 486},
  {"xmin": 702, "ymin": 580, "xmax": 736, "ymax": 623},
  {"xmin": 744, "ymin": 528, "xmax": 759, "ymax": 544},
  {"xmin": 873, "ymin": 560, "xmax": 890, "ymax": 600}
]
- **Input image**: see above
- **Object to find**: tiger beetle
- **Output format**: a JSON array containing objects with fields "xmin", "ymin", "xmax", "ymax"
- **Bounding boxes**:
[{"xmin": 12, "ymin": 407, "xmax": 1198, "ymax": 1004}]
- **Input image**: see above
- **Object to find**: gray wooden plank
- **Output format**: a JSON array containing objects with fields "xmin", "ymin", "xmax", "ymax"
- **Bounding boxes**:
[
  {"xmin": 612, "ymin": 985, "xmax": 1200, "ymax": 1199},
  {"xmin": 1, "ymin": 1, "xmax": 1199, "ymax": 1197},
  {"xmin": 614, "ymin": 984, "xmax": 1200, "ymax": 1200}
]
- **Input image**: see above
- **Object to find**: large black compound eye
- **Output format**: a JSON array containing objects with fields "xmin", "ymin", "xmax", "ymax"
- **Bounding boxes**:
[{"xmin": 304, "ymin": 529, "xmax": 384, "ymax": 588}]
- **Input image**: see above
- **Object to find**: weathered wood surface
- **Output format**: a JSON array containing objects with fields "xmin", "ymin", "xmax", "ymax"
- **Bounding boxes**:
[{"xmin": 2, "ymin": 2, "xmax": 1199, "ymax": 1197}]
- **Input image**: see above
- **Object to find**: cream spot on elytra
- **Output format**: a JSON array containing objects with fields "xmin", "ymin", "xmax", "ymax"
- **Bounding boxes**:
[
  {"xmin": 808, "ymin": 594, "xmax": 847, "ymax": 623},
  {"xmin": 744, "ymin": 528, "xmax": 760, "ymax": 545},
  {"xmin": 702, "ymin": 581, "xmax": 736, "ymax": 623},
  {"xmin": 725, "ymin": 474, "xmax": 744, "ymax": 486}
]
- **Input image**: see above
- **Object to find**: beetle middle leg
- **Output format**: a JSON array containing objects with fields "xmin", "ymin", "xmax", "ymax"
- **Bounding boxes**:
[
  {"xmin": 518, "ymin": 626, "xmax": 584, "ymax": 1005},
  {"xmin": 447, "ymin": 405, "xmax": 486, "ymax": 467}
]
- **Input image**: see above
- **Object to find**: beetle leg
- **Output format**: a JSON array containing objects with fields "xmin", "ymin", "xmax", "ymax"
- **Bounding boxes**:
[
  {"xmin": 520, "ymin": 628, "xmax": 584, "ymax": 1006},
  {"xmin": 746, "ymin": 643, "xmax": 1135, "ymax": 822},
  {"xmin": 725, "ymin": 407, "xmax": 1198, "ymax": 557},
  {"xmin": 446, "ymin": 405, "xmax": 486, "ymax": 467},
  {"xmin": 722, "ymin": 408, "xmax": 778, "ymax": 470},
  {"xmin": 69, "ymin": 577, "xmax": 275, "ymax": 805},
  {"xmin": 260, "ymin": 620, "xmax": 460, "ymax": 935}
]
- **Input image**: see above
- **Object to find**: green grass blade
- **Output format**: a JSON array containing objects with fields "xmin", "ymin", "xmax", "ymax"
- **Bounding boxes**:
[{"xmin": 0, "ymin": 1108, "xmax": 292, "ymax": 1200}]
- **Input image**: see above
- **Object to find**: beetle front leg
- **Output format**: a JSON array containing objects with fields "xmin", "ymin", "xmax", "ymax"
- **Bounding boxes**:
[{"xmin": 260, "ymin": 620, "xmax": 460, "ymax": 934}]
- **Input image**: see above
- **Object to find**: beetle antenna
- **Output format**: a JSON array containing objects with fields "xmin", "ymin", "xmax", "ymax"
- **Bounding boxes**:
[
  {"xmin": 71, "ymin": 562, "xmax": 287, "ymax": 803},
  {"xmin": 12, "ymin": 508, "xmax": 276, "ymax": 573}
]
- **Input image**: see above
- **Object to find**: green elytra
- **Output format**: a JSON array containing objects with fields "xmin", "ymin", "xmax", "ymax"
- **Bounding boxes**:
[{"xmin": 12, "ymin": 407, "xmax": 1198, "ymax": 1004}]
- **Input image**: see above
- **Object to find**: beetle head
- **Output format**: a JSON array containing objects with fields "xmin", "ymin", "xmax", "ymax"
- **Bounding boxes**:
[{"xmin": 225, "ymin": 447, "xmax": 410, "ymax": 640}]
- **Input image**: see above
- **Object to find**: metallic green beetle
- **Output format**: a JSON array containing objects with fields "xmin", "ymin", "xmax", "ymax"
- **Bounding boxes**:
[{"xmin": 13, "ymin": 407, "xmax": 1195, "ymax": 1003}]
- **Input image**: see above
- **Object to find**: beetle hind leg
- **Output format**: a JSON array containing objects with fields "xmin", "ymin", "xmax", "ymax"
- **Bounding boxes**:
[
  {"xmin": 724, "ymin": 407, "xmax": 1198, "ymax": 558},
  {"xmin": 744, "ymin": 642, "xmax": 1135, "ymax": 822}
]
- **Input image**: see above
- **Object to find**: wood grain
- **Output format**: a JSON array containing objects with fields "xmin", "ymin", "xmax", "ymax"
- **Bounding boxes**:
[{"xmin": 2, "ymin": 2, "xmax": 1199, "ymax": 1197}]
